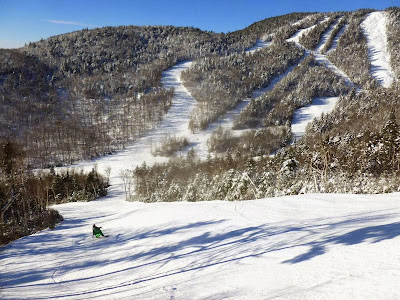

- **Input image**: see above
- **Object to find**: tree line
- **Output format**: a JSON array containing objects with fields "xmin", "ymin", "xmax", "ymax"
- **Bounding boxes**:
[{"xmin": 0, "ymin": 140, "xmax": 108, "ymax": 245}]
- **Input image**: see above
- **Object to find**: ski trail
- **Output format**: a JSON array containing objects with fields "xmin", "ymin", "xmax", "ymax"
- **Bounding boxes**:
[
  {"xmin": 287, "ymin": 24, "xmax": 319, "ymax": 44},
  {"xmin": 3, "ymin": 192, "xmax": 400, "ymax": 299},
  {"xmin": 313, "ymin": 52, "xmax": 354, "ymax": 87},
  {"xmin": 287, "ymin": 17, "xmax": 354, "ymax": 140},
  {"xmin": 291, "ymin": 96, "xmax": 340, "ymax": 141},
  {"xmin": 61, "ymin": 61, "xmax": 197, "ymax": 193},
  {"xmin": 361, "ymin": 11, "xmax": 396, "ymax": 88},
  {"xmin": 316, "ymin": 17, "xmax": 342, "ymax": 52},
  {"xmin": 287, "ymin": 17, "xmax": 329, "ymax": 44},
  {"xmin": 326, "ymin": 23, "xmax": 348, "ymax": 54}
]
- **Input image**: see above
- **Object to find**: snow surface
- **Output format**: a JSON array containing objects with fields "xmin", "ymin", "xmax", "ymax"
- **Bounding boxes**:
[
  {"xmin": 246, "ymin": 39, "xmax": 271, "ymax": 54},
  {"xmin": 2, "ymin": 193, "xmax": 400, "ymax": 299},
  {"xmin": 291, "ymin": 96, "xmax": 339, "ymax": 141},
  {"xmin": 361, "ymin": 11, "xmax": 396, "ymax": 88}
]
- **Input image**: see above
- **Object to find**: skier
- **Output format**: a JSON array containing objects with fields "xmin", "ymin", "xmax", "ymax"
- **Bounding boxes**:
[{"xmin": 92, "ymin": 224, "xmax": 105, "ymax": 238}]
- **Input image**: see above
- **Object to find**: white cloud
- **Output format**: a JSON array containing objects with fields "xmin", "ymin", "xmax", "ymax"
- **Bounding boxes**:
[{"xmin": 43, "ymin": 19, "xmax": 95, "ymax": 27}]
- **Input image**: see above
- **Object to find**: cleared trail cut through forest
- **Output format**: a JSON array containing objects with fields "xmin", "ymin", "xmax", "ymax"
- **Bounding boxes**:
[
  {"xmin": 361, "ymin": 11, "xmax": 396, "ymax": 88},
  {"xmin": 57, "ymin": 61, "xmax": 197, "ymax": 196},
  {"xmin": 289, "ymin": 17, "xmax": 355, "ymax": 140}
]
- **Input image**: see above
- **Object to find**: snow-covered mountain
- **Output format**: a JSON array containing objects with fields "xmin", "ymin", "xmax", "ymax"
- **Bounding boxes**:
[{"xmin": 2, "ymin": 8, "xmax": 400, "ymax": 299}]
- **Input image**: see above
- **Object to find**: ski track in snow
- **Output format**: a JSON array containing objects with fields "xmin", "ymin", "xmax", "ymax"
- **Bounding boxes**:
[
  {"xmin": 361, "ymin": 11, "xmax": 396, "ymax": 88},
  {"xmin": 2, "ymin": 193, "xmax": 400, "ymax": 299},
  {"xmin": 3, "ymin": 15, "xmax": 400, "ymax": 300}
]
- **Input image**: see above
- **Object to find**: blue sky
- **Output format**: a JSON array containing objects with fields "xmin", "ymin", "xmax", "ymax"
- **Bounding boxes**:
[{"xmin": 0, "ymin": 0, "xmax": 398, "ymax": 48}]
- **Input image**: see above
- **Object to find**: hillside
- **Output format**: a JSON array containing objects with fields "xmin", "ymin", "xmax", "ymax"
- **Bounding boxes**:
[
  {"xmin": 0, "ymin": 24, "xmax": 256, "ymax": 167},
  {"xmin": 2, "ymin": 7, "xmax": 400, "ymax": 299}
]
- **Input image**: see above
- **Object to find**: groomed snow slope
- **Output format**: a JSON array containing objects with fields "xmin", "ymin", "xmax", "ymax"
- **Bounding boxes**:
[
  {"xmin": 361, "ymin": 11, "xmax": 396, "ymax": 88},
  {"xmin": 2, "ymin": 193, "xmax": 400, "ymax": 299},
  {"xmin": 246, "ymin": 39, "xmax": 271, "ymax": 53}
]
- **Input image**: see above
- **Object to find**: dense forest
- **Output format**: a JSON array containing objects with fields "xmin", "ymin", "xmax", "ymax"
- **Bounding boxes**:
[{"xmin": 0, "ymin": 140, "xmax": 108, "ymax": 245}]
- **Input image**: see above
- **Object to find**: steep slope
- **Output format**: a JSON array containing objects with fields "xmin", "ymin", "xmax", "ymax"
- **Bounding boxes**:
[
  {"xmin": 291, "ymin": 96, "xmax": 340, "ymax": 140},
  {"xmin": 361, "ymin": 11, "xmax": 396, "ymax": 88}
]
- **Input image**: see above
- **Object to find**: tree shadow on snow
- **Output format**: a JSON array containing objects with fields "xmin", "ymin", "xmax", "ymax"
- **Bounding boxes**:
[
  {"xmin": 4, "ymin": 209, "xmax": 400, "ymax": 299},
  {"xmin": 283, "ymin": 220, "xmax": 400, "ymax": 264}
]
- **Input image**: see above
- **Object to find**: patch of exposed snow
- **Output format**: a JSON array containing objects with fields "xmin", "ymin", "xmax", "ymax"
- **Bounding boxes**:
[
  {"xmin": 291, "ymin": 96, "xmax": 339, "ymax": 141},
  {"xmin": 361, "ymin": 11, "xmax": 396, "ymax": 88},
  {"xmin": 246, "ymin": 39, "xmax": 272, "ymax": 53}
]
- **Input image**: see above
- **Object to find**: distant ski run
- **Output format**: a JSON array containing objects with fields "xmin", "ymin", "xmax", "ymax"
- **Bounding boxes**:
[
  {"xmin": 316, "ymin": 17, "xmax": 342, "ymax": 52},
  {"xmin": 246, "ymin": 39, "xmax": 272, "ymax": 53},
  {"xmin": 326, "ymin": 23, "xmax": 347, "ymax": 54},
  {"xmin": 361, "ymin": 11, "xmax": 396, "ymax": 88},
  {"xmin": 291, "ymin": 96, "xmax": 339, "ymax": 141}
]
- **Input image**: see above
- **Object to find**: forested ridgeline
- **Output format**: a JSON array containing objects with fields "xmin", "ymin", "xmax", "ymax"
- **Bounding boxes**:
[
  {"xmin": 0, "ymin": 140, "xmax": 109, "ymax": 246},
  {"xmin": 228, "ymin": 12, "xmax": 314, "ymax": 42},
  {"xmin": 0, "ymin": 25, "xmax": 261, "ymax": 168},
  {"xmin": 181, "ymin": 42, "xmax": 304, "ymax": 132}
]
